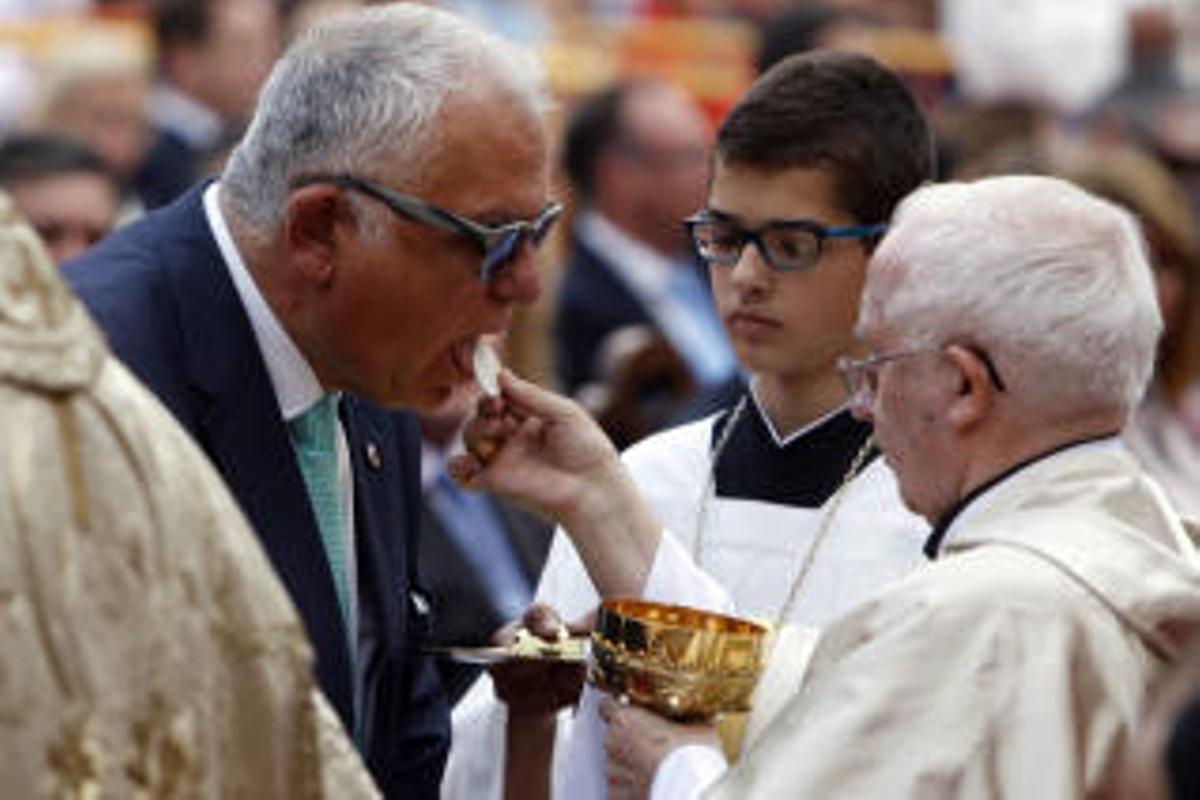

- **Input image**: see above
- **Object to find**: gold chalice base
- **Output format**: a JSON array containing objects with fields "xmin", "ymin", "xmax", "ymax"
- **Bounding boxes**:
[{"xmin": 589, "ymin": 598, "xmax": 769, "ymax": 722}]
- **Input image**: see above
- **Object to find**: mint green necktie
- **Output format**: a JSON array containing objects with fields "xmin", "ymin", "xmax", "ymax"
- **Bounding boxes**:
[{"xmin": 289, "ymin": 394, "xmax": 355, "ymax": 654}]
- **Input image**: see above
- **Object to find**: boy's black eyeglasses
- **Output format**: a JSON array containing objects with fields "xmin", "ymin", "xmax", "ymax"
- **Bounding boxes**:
[
  {"xmin": 293, "ymin": 174, "xmax": 562, "ymax": 283},
  {"xmin": 684, "ymin": 211, "xmax": 886, "ymax": 272}
]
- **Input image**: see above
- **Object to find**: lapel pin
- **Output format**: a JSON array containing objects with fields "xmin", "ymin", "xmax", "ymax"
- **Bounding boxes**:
[{"xmin": 366, "ymin": 441, "xmax": 382, "ymax": 470}]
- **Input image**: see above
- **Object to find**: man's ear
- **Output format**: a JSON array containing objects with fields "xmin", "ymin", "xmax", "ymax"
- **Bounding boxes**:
[
  {"xmin": 282, "ymin": 185, "xmax": 348, "ymax": 286},
  {"xmin": 944, "ymin": 344, "xmax": 995, "ymax": 433}
]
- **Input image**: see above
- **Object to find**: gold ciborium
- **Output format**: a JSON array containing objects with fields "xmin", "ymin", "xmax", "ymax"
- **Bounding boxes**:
[{"xmin": 589, "ymin": 598, "xmax": 769, "ymax": 722}]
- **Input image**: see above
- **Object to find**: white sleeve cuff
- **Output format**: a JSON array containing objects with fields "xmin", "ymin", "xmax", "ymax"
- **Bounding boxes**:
[
  {"xmin": 642, "ymin": 529, "xmax": 735, "ymax": 613},
  {"xmin": 651, "ymin": 744, "xmax": 728, "ymax": 800}
]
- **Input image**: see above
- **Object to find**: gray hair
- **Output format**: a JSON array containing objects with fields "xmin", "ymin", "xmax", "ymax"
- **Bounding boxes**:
[
  {"xmin": 222, "ymin": 3, "xmax": 548, "ymax": 232},
  {"xmin": 861, "ymin": 175, "xmax": 1162, "ymax": 418}
]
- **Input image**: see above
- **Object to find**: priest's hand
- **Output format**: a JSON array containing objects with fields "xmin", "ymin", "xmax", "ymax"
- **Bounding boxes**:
[
  {"xmin": 449, "ymin": 369, "xmax": 621, "ymax": 524},
  {"xmin": 490, "ymin": 603, "xmax": 588, "ymax": 715},
  {"xmin": 600, "ymin": 696, "xmax": 722, "ymax": 800},
  {"xmin": 450, "ymin": 371, "xmax": 663, "ymax": 598}
]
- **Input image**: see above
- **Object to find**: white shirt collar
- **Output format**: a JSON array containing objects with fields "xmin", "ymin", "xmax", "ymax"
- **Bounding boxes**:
[
  {"xmin": 941, "ymin": 436, "xmax": 1127, "ymax": 547},
  {"xmin": 576, "ymin": 209, "xmax": 679, "ymax": 299},
  {"xmin": 748, "ymin": 380, "xmax": 847, "ymax": 448},
  {"xmin": 203, "ymin": 182, "xmax": 325, "ymax": 420}
]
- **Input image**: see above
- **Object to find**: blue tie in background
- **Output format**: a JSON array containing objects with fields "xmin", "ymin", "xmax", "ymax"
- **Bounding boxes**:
[
  {"xmin": 428, "ymin": 472, "xmax": 532, "ymax": 623},
  {"xmin": 289, "ymin": 395, "xmax": 355, "ymax": 656}
]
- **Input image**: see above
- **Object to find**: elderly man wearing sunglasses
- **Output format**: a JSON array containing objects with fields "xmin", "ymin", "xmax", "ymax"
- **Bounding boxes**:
[{"xmin": 64, "ymin": 5, "xmax": 558, "ymax": 797}]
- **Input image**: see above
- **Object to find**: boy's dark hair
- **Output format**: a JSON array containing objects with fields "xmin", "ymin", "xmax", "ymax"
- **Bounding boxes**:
[
  {"xmin": 717, "ymin": 50, "xmax": 934, "ymax": 225},
  {"xmin": 0, "ymin": 134, "xmax": 117, "ymax": 189},
  {"xmin": 561, "ymin": 81, "xmax": 635, "ymax": 201}
]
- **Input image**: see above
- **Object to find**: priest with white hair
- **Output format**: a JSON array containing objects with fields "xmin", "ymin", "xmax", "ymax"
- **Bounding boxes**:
[{"xmin": 454, "ymin": 175, "xmax": 1200, "ymax": 799}]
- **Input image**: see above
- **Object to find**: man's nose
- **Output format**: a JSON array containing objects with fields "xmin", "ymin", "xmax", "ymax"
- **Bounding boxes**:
[
  {"xmin": 487, "ymin": 243, "xmax": 542, "ymax": 305},
  {"xmin": 728, "ymin": 239, "xmax": 773, "ymax": 291}
]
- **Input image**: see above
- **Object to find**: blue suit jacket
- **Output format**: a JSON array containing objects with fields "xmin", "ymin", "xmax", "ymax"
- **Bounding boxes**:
[
  {"xmin": 552, "ymin": 234, "xmax": 655, "ymax": 395},
  {"xmin": 64, "ymin": 185, "xmax": 449, "ymax": 797}
]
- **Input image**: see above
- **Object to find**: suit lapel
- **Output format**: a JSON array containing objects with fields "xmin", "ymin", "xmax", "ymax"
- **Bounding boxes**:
[
  {"xmin": 344, "ymin": 399, "xmax": 407, "ymax": 650},
  {"xmin": 342, "ymin": 396, "xmax": 422, "ymax": 756},
  {"xmin": 163, "ymin": 188, "xmax": 356, "ymax": 721}
]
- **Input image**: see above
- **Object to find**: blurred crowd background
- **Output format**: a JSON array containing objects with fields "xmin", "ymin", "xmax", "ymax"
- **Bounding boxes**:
[
  {"xmin": 3, "ymin": 0, "xmax": 1200, "ymax": 707},
  {"xmin": 2, "ymin": 0, "xmax": 1199, "ymax": 450}
]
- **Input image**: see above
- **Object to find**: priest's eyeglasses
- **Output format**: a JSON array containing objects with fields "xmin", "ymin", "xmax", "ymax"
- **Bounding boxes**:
[
  {"xmin": 838, "ymin": 345, "xmax": 1007, "ymax": 413},
  {"xmin": 684, "ymin": 211, "xmax": 887, "ymax": 272},
  {"xmin": 294, "ymin": 174, "xmax": 563, "ymax": 283}
]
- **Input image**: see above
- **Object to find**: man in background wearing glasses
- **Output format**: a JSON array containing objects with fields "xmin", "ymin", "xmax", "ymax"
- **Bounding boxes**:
[
  {"xmin": 64, "ymin": 5, "xmax": 558, "ymax": 797},
  {"xmin": 552, "ymin": 79, "xmax": 737, "ymax": 404},
  {"xmin": 459, "ymin": 175, "xmax": 1200, "ymax": 797}
]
